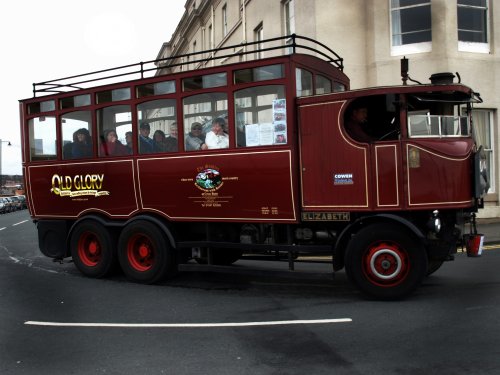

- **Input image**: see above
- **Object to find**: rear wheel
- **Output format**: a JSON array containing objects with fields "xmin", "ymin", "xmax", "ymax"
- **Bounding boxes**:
[
  {"xmin": 70, "ymin": 220, "xmax": 116, "ymax": 278},
  {"xmin": 344, "ymin": 223, "xmax": 428, "ymax": 300},
  {"xmin": 118, "ymin": 220, "xmax": 177, "ymax": 284}
]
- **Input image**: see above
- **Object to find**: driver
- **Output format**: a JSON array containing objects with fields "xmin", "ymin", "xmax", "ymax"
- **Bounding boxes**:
[{"xmin": 345, "ymin": 104, "xmax": 374, "ymax": 142}]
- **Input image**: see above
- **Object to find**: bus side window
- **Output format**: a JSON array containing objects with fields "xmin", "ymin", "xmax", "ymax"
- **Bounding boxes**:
[
  {"xmin": 97, "ymin": 105, "xmax": 131, "ymax": 157},
  {"xmin": 137, "ymin": 99, "xmax": 177, "ymax": 154},
  {"xmin": 234, "ymin": 85, "xmax": 286, "ymax": 148},
  {"xmin": 183, "ymin": 93, "xmax": 228, "ymax": 151},
  {"xmin": 61, "ymin": 111, "xmax": 93, "ymax": 160},
  {"xmin": 28, "ymin": 116, "xmax": 57, "ymax": 161}
]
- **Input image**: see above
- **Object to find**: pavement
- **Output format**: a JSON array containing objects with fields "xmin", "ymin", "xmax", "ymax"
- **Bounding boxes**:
[{"xmin": 476, "ymin": 219, "xmax": 500, "ymax": 245}]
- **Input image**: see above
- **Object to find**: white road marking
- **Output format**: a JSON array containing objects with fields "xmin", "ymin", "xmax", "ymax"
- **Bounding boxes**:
[
  {"xmin": 13, "ymin": 220, "xmax": 29, "ymax": 226},
  {"xmin": 25, "ymin": 318, "xmax": 352, "ymax": 328},
  {"xmin": 0, "ymin": 227, "xmax": 5, "ymax": 231}
]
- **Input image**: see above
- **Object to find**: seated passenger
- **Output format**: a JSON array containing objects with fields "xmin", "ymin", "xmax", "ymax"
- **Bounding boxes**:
[
  {"xmin": 139, "ymin": 123, "xmax": 156, "ymax": 154},
  {"xmin": 100, "ymin": 129, "xmax": 129, "ymax": 156},
  {"xmin": 71, "ymin": 128, "xmax": 92, "ymax": 159},
  {"xmin": 205, "ymin": 117, "xmax": 229, "ymax": 149},
  {"xmin": 345, "ymin": 103, "xmax": 373, "ymax": 143},
  {"xmin": 153, "ymin": 125, "xmax": 177, "ymax": 152},
  {"xmin": 125, "ymin": 131, "xmax": 133, "ymax": 153},
  {"xmin": 165, "ymin": 123, "xmax": 178, "ymax": 152},
  {"xmin": 185, "ymin": 122, "xmax": 207, "ymax": 151}
]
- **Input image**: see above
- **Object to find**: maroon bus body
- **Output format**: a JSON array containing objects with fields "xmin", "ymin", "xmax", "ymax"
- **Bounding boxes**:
[{"xmin": 19, "ymin": 36, "xmax": 485, "ymax": 299}]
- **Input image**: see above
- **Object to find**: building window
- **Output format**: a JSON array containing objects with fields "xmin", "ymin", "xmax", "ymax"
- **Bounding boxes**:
[
  {"xmin": 390, "ymin": 0, "xmax": 431, "ymax": 55},
  {"xmin": 458, "ymin": 0, "xmax": 489, "ymax": 53},
  {"xmin": 472, "ymin": 109, "xmax": 495, "ymax": 193},
  {"xmin": 222, "ymin": 4, "xmax": 228, "ymax": 37},
  {"xmin": 255, "ymin": 23, "xmax": 264, "ymax": 59}
]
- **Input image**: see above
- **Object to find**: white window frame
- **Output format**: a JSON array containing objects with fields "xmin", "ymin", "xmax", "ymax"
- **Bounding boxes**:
[
  {"xmin": 458, "ymin": 0, "xmax": 490, "ymax": 53},
  {"xmin": 390, "ymin": 0, "xmax": 432, "ymax": 56},
  {"xmin": 255, "ymin": 23, "xmax": 264, "ymax": 59},
  {"xmin": 283, "ymin": 0, "xmax": 295, "ymax": 36},
  {"xmin": 472, "ymin": 109, "xmax": 495, "ymax": 193}
]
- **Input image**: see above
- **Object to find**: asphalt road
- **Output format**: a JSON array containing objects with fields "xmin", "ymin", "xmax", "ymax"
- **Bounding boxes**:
[{"xmin": 1, "ymin": 210, "xmax": 500, "ymax": 375}]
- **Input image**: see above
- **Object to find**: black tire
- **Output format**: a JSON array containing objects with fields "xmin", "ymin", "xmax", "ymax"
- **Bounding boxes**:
[
  {"xmin": 344, "ymin": 223, "xmax": 428, "ymax": 300},
  {"xmin": 70, "ymin": 220, "xmax": 117, "ymax": 278},
  {"xmin": 117, "ymin": 220, "xmax": 177, "ymax": 284},
  {"xmin": 426, "ymin": 260, "xmax": 445, "ymax": 276}
]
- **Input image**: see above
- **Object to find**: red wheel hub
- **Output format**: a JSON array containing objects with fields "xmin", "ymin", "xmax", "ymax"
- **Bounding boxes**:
[
  {"xmin": 127, "ymin": 235, "xmax": 155, "ymax": 272},
  {"xmin": 78, "ymin": 232, "xmax": 101, "ymax": 267},
  {"xmin": 363, "ymin": 241, "xmax": 410, "ymax": 287}
]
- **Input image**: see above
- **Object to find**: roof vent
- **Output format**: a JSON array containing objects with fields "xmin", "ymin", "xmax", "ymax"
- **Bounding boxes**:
[{"xmin": 429, "ymin": 72, "xmax": 455, "ymax": 84}]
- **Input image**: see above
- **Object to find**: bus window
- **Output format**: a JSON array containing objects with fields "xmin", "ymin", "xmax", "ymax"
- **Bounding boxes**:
[
  {"xmin": 408, "ymin": 112, "xmax": 470, "ymax": 137},
  {"xmin": 333, "ymin": 82, "xmax": 346, "ymax": 92},
  {"xmin": 234, "ymin": 64, "xmax": 284, "ymax": 84},
  {"xmin": 28, "ymin": 116, "xmax": 57, "ymax": 161},
  {"xmin": 183, "ymin": 93, "xmax": 228, "ymax": 150},
  {"xmin": 28, "ymin": 100, "xmax": 55, "ymax": 115},
  {"xmin": 60, "ymin": 94, "xmax": 91, "ymax": 109},
  {"xmin": 137, "ymin": 99, "xmax": 178, "ymax": 153},
  {"xmin": 96, "ymin": 88, "xmax": 131, "ymax": 104},
  {"xmin": 296, "ymin": 68, "xmax": 313, "ymax": 97},
  {"xmin": 136, "ymin": 80, "xmax": 176, "ymax": 98},
  {"xmin": 61, "ymin": 111, "xmax": 93, "ymax": 160},
  {"xmin": 234, "ymin": 85, "xmax": 286, "ymax": 147},
  {"xmin": 182, "ymin": 72, "xmax": 227, "ymax": 91},
  {"xmin": 97, "ymin": 105, "xmax": 131, "ymax": 157},
  {"xmin": 315, "ymin": 75, "xmax": 332, "ymax": 94}
]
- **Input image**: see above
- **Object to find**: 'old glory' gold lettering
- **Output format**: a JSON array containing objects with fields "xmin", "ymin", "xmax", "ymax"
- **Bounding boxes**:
[{"xmin": 51, "ymin": 174, "xmax": 105, "ymax": 196}]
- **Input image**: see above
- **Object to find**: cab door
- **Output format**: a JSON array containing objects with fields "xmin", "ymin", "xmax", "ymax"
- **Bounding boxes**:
[{"xmin": 299, "ymin": 99, "xmax": 370, "ymax": 211}]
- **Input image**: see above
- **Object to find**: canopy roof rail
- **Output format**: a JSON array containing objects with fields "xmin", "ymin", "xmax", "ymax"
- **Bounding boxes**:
[{"xmin": 32, "ymin": 34, "xmax": 344, "ymax": 97}]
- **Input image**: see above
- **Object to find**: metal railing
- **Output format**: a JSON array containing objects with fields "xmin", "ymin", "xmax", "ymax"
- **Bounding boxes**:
[{"xmin": 32, "ymin": 34, "xmax": 343, "ymax": 97}]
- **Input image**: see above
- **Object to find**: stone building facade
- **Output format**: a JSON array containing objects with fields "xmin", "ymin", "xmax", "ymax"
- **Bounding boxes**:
[{"xmin": 157, "ymin": 0, "xmax": 500, "ymax": 217}]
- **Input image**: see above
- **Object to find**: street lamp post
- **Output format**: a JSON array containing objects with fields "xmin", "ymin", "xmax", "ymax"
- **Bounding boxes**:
[{"xmin": 0, "ymin": 139, "xmax": 12, "ymax": 195}]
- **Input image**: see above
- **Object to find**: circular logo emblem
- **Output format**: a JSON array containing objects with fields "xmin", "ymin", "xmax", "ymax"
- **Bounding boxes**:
[{"xmin": 195, "ymin": 168, "xmax": 223, "ymax": 191}]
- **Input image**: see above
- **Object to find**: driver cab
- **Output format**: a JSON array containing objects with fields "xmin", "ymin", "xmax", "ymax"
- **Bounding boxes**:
[{"xmin": 343, "ymin": 94, "xmax": 400, "ymax": 143}]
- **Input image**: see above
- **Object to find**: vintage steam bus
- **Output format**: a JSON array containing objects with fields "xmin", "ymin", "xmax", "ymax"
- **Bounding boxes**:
[{"xmin": 19, "ymin": 35, "xmax": 487, "ymax": 299}]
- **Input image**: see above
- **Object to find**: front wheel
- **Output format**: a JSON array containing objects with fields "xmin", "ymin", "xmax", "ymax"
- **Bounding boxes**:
[
  {"xmin": 344, "ymin": 224, "xmax": 428, "ymax": 300},
  {"xmin": 118, "ymin": 220, "xmax": 177, "ymax": 284}
]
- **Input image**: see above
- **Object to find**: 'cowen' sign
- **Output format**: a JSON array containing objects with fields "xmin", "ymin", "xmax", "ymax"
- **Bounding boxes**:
[{"xmin": 50, "ymin": 174, "xmax": 110, "ymax": 197}]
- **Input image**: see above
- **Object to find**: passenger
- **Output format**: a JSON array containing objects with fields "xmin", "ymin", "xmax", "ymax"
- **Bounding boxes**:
[
  {"xmin": 125, "ymin": 131, "xmax": 133, "ymax": 153},
  {"xmin": 205, "ymin": 117, "xmax": 229, "ymax": 149},
  {"xmin": 71, "ymin": 128, "xmax": 93, "ymax": 159},
  {"xmin": 185, "ymin": 122, "xmax": 207, "ymax": 151},
  {"xmin": 345, "ymin": 104, "xmax": 374, "ymax": 143},
  {"xmin": 100, "ymin": 129, "xmax": 129, "ymax": 156},
  {"xmin": 165, "ymin": 122, "xmax": 178, "ymax": 152},
  {"xmin": 153, "ymin": 130, "xmax": 169, "ymax": 152},
  {"xmin": 139, "ymin": 123, "xmax": 156, "ymax": 154}
]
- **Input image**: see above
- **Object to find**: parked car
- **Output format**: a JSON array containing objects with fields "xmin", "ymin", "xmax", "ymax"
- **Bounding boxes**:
[
  {"xmin": 9, "ymin": 196, "xmax": 23, "ymax": 211},
  {"xmin": 16, "ymin": 195, "xmax": 27, "ymax": 209},
  {"xmin": 0, "ymin": 198, "xmax": 6, "ymax": 214},
  {"xmin": 0, "ymin": 197, "xmax": 12, "ymax": 214}
]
